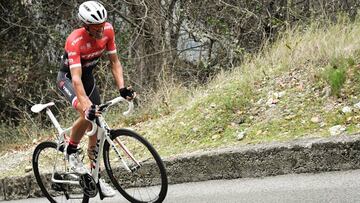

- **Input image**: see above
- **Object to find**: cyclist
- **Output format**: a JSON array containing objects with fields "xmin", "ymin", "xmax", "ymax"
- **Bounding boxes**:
[{"xmin": 56, "ymin": 1, "xmax": 135, "ymax": 197}]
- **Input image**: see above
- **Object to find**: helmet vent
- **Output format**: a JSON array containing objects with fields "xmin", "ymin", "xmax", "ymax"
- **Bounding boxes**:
[
  {"xmin": 79, "ymin": 14, "xmax": 86, "ymax": 21},
  {"xmin": 83, "ymin": 5, "xmax": 91, "ymax": 12},
  {"xmin": 102, "ymin": 9, "xmax": 105, "ymax": 18},
  {"xmin": 91, "ymin": 14, "xmax": 99, "ymax": 21},
  {"xmin": 97, "ymin": 10, "xmax": 102, "ymax": 19}
]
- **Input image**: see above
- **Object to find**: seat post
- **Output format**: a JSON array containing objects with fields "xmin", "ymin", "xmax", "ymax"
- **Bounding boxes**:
[{"xmin": 46, "ymin": 108, "xmax": 63, "ymax": 134}]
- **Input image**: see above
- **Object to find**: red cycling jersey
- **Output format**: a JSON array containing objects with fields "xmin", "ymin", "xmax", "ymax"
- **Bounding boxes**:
[{"xmin": 60, "ymin": 22, "xmax": 117, "ymax": 73}]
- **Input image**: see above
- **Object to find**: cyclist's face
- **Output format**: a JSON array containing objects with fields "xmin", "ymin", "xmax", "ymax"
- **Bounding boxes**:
[{"xmin": 88, "ymin": 23, "xmax": 105, "ymax": 39}]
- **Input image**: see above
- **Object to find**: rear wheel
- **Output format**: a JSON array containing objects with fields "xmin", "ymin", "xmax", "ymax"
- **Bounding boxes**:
[
  {"xmin": 103, "ymin": 129, "xmax": 168, "ymax": 203},
  {"xmin": 32, "ymin": 141, "xmax": 89, "ymax": 203}
]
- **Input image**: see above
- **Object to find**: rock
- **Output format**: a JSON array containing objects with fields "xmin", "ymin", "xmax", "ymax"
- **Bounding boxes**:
[
  {"xmin": 297, "ymin": 83, "xmax": 304, "ymax": 91},
  {"xmin": 191, "ymin": 127, "xmax": 198, "ymax": 133},
  {"xmin": 341, "ymin": 106, "xmax": 352, "ymax": 113},
  {"xmin": 256, "ymin": 130, "xmax": 263, "ymax": 136},
  {"xmin": 320, "ymin": 122, "xmax": 326, "ymax": 128},
  {"xmin": 212, "ymin": 134, "xmax": 220, "ymax": 140},
  {"xmin": 25, "ymin": 166, "xmax": 32, "ymax": 173},
  {"xmin": 329, "ymin": 125, "xmax": 346, "ymax": 136},
  {"xmin": 354, "ymin": 102, "xmax": 360, "ymax": 109},
  {"xmin": 236, "ymin": 110, "xmax": 244, "ymax": 115},
  {"xmin": 346, "ymin": 117, "xmax": 353, "ymax": 123},
  {"xmin": 266, "ymin": 98, "xmax": 279, "ymax": 107},
  {"xmin": 273, "ymin": 91, "xmax": 286, "ymax": 99},
  {"xmin": 256, "ymin": 98, "xmax": 264, "ymax": 105},
  {"xmin": 322, "ymin": 86, "xmax": 331, "ymax": 98},
  {"xmin": 285, "ymin": 114, "xmax": 296, "ymax": 120},
  {"xmin": 236, "ymin": 131, "xmax": 246, "ymax": 141},
  {"xmin": 235, "ymin": 117, "xmax": 246, "ymax": 124},
  {"xmin": 310, "ymin": 117, "xmax": 321, "ymax": 123}
]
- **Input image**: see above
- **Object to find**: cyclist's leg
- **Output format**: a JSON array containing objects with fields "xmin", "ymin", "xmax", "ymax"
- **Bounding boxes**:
[
  {"xmin": 57, "ymin": 71, "xmax": 89, "ymax": 151},
  {"xmin": 86, "ymin": 85, "xmax": 101, "ymax": 169},
  {"xmin": 84, "ymin": 86, "xmax": 116, "ymax": 197}
]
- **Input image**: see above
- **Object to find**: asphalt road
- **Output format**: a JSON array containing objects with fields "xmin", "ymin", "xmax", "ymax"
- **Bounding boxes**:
[{"xmin": 4, "ymin": 169, "xmax": 360, "ymax": 203}]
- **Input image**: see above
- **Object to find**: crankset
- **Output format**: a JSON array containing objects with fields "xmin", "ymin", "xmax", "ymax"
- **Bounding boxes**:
[{"xmin": 79, "ymin": 173, "xmax": 98, "ymax": 198}]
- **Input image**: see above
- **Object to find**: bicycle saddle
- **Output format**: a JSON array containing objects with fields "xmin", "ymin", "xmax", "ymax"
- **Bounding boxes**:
[{"xmin": 31, "ymin": 102, "xmax": 55, "ymax": 113}]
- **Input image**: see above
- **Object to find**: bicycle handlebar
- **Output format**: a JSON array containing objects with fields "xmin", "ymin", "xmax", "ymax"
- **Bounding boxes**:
[
  {"xmin": 85, "ymin": 96, "xmax": 134, "ymax": 136},
  {"xmin": 98, "ymin": 96, "xmax": 134, "ymax": 116}
]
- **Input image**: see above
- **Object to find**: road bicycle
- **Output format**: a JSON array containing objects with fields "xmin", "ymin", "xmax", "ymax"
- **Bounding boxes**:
[{"xmin": 31, "ymin": 96, "xmax": 168, "ymax": 203}]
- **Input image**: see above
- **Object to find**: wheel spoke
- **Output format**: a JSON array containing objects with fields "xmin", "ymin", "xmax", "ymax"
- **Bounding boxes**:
[{"xmin": 104, "ymin": 129, "xmax": 168, "ymax": 202}]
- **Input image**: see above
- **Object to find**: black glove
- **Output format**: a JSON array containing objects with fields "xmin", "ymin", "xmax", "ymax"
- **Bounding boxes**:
[
  {"xmin": 119, "ymin": 86, "xmax": 135, "ymax": 100},
  {"xmin": 85, "ymin": 105, "xmax": 97, "ymax": 121}
]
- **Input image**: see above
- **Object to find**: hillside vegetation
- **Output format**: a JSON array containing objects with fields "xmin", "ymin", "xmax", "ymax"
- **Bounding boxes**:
[
  {"xmin": 127, "ymin": 15, "xmax": 360, "ymax": 157},
  {"xmin": 2, "ymin": 15, "xmax": 360, "ymax": 178}
]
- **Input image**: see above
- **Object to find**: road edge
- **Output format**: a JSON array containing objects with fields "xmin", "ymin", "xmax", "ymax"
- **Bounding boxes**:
[{"xmin": 1, "ymin": 134, "xmax": 360, "ymax": 200}]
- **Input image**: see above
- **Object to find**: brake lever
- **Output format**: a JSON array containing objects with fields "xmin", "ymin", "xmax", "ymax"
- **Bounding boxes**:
[{"xmin": 98, "ymin": 102, "xmax": 111, "ymax": 112}]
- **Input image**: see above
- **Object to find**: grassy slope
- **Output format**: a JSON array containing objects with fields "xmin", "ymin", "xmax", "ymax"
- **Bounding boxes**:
[
  {"xmin": 2, "ymin": 16, "xmax": 360, "ymax": 178},
  {"xmin": 125, "ymin": 16, "xmax": 360, "ymax": 157}
]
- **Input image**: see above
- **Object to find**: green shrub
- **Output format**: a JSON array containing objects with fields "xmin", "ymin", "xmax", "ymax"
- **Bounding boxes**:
[{"xmin": 324, "ymin": 57, "xmax": 348, "ymax": 96}]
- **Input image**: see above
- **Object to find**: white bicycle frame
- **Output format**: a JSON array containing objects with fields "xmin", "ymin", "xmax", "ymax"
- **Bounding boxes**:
[{"xmin": 31, "ymin": 96, "xmax": 138, "ymax": 187}]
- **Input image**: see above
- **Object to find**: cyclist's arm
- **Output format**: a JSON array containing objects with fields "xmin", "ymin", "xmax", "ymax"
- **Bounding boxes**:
[
  {"xmin": 65, "ymin": 31, "xmax": 93, "ymax": 112},
  {"xmin": 70, "ymin": 67, "xmax": 92, "ymax": 111},
  {"xmin": 108, "ymin": 53, "xmax": 125, "ymax": 90},
  {"xmin": 105, "ymin": 23, "xmax": 124, "ymax": 90}
]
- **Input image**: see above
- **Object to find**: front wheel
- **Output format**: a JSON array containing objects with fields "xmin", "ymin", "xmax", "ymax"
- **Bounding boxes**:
[{"xmin": 103, "ymin": 129, "xmax": 168, "ymax": 203}]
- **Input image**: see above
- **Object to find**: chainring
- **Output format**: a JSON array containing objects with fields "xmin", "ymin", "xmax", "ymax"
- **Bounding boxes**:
[{"xmin": 79, "ymin": 173, "xmax": 98, "ymax": 198}]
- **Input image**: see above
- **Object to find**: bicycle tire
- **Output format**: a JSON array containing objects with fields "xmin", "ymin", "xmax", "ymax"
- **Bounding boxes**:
[
  {"xmin": 32, "ymin": 141, "xmax": 89, "ymax": 203},
  {"xmin": 103, "ymin": 129, "xmax": 168, "ymax": 203}
]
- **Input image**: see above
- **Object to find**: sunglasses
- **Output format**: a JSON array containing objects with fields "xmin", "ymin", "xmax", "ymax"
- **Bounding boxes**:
[{"xmin": 89, "ymin": 23, "xmax": 105, "ymax": 30}]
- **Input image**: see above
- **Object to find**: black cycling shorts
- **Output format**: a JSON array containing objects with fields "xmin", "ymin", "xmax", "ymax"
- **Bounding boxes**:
[{"xmin": 56, "ymin": 71, "xmax": 100, "ymax": 109}]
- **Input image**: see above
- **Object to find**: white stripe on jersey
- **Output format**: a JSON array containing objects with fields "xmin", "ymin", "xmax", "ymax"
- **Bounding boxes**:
[
  {"xmin": 70, "ymin": 64, "xmax": 81, "ymax": 69},
  {"xmin": 107, "ymin": 49, "xmax": 117, "ymax": 54}
]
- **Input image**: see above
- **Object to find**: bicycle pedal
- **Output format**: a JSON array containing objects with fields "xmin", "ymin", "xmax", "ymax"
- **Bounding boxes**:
[
  {"xmin": 79, "ymin": 173, "xmax": 98, "ymax": 198},
  {"xmin": 51, "ymin": 183, "xmax": 64, "ymax": 192},
  {"xmin": 65, "ymin": 173, "xmax": 80, "ymax": 180}
]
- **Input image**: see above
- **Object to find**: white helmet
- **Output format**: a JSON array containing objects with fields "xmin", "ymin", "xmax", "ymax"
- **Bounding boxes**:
[{"xmin": 78, "ymin": 1, "xmax": 107, "ymax": 24}]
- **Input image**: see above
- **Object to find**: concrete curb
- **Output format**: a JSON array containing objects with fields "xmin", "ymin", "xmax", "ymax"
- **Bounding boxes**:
[
  {"xmin": 2, "ymin": 134, "xmax": 360, "ymax": 200},
  {"xmin": 164, "ymin": 134, "xmax": 360, "ymax": 184}
]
